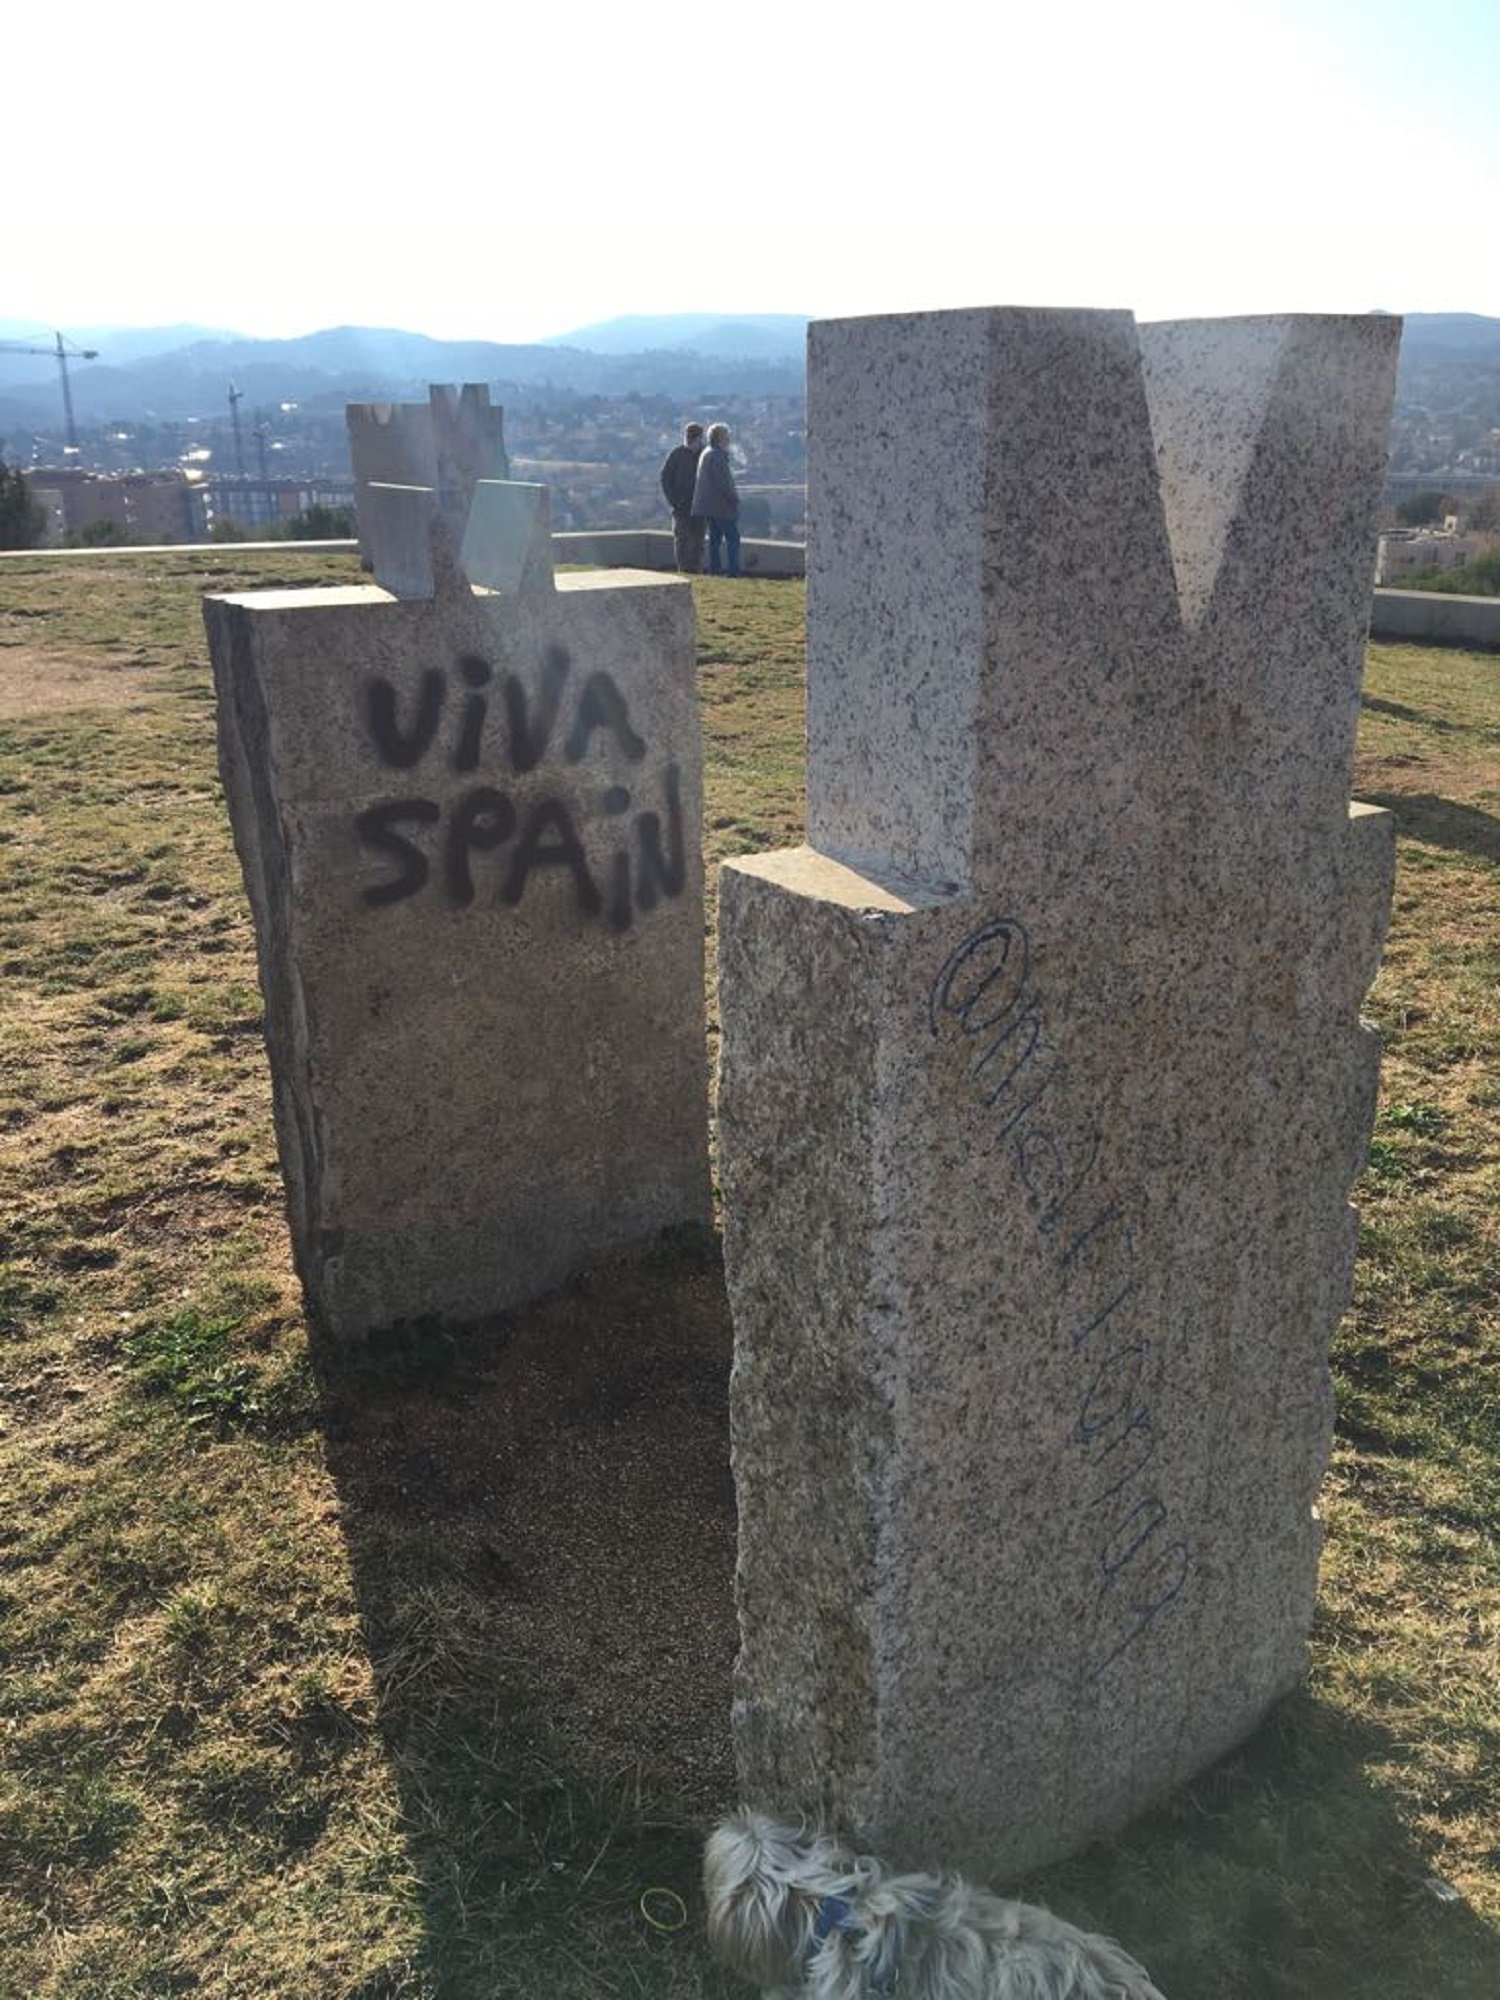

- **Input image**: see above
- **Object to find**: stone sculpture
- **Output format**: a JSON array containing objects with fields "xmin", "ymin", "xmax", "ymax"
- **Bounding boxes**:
[
  {"xmin": 717, "ymin": 307, "xmax": 1401, "ymax": 1877},
  {"xmin": 206, "ymin": 477, "xmax": 709, "ymax": 1342},
  {"xmin": 347, "ymin": 382, "xmax": 509, "ymax": 574}
]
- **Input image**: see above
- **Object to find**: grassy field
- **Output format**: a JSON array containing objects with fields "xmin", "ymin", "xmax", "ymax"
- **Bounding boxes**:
[{"xmin": 0, "ymin": 553, "xmax": 1496, "ymax": 1999}]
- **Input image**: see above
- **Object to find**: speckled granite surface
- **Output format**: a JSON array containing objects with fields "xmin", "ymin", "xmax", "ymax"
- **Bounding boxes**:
[
  {"xmin": 719, "ymin": 308, "xmax": 1400, "ymax": 1878},
  {"xmin": 206, "ymin": 512, "xmax": 708, "ymax": 1344},
  {"xmin": 347, "ymin": 383, "xmax": 509, "ymax": 573}
]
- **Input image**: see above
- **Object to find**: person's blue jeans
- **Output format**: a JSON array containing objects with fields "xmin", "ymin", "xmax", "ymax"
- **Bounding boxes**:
[{"xmin": 707, "ymin": 517, "xmax": 741, "ymax": 576}]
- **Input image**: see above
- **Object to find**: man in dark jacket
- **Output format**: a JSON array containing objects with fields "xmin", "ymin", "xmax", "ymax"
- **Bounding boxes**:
[{"xmin": 659, "ymin": 421, "xmax": 706, "ymax": 573}]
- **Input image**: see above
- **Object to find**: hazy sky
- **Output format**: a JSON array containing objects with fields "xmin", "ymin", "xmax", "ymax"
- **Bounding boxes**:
[{"xmin": 9, "ymin": 0, "xmax": 1498, "ymax": 342}]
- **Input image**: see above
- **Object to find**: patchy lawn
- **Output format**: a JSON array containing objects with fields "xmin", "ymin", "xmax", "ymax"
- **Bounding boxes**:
[{"xmin": 0, "ymin": 560, "xmax": 1496, "ymax": 1997}]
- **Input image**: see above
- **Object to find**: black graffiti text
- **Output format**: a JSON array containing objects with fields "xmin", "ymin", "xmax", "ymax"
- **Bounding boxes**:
[
  {"xmin": 356, "ymin": 763, "xmax": 686, "ymax": 928},
  {"xmin": 363, "ymin": 646, "xmax": 647, "ymax": 776},
  {"xmin": 929, "ymin": 917, "xmax": 1191, "ymax": 1680}
]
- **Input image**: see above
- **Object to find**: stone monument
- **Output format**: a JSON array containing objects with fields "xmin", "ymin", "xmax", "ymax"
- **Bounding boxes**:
[
  {"xmin": 206, "ymin": 477, "xmax": 710, "ymax": 1343},
  {"xmin": 717, "ymin": 308, "xmax": 1400, "ymax": 1878},
  {"xmin": 347, "ymin": 382, "xmax": 509, "ymax": 573}
]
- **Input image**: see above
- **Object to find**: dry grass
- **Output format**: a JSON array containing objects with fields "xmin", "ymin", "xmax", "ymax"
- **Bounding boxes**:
[{"xmin": 0, "ymin": 556, "xmax": 1496, "ymax": 1997}]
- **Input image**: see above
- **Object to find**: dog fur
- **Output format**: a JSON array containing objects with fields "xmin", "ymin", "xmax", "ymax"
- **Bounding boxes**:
[{"xmin": 703, "ymin": 1810, "xmax": 1166, "ymax": 2000}]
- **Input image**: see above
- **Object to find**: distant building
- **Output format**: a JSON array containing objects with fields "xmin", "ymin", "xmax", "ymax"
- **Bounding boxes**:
[
  {"xmin": 206, "ymin": 478, "xmax": 356, "ymax": 534},
  {"xmin": 1376, "ymin": 526, "xmax": 1494, "ymax": 584},
  {"xmin": 29, "ymin": 468, "xmax": 210, "ymax": 544}
]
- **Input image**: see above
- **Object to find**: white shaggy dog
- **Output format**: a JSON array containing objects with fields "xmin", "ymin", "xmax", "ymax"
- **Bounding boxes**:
[{"xmin": 703, "ymin": 1810, "xmax": 1166, "ymax": 2000}]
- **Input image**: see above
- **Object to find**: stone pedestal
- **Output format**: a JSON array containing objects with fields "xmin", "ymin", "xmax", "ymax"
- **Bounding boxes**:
[
  {"xmin": 718, "ymin": 308, "xmax": 1400, "ymax": 1877},
  {"xmin": 207, "ymin": 482, "xmax": 709, "ymax": 1343}
]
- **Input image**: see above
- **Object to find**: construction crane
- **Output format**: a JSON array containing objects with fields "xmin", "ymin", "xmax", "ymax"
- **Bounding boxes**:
[
  {"xmin": 0, "ymin": 331, "xmax": 99, "ymax": 452},
  {"xmin": 228, "ymin": 381, "xmax": 247, "ymax": 478}
]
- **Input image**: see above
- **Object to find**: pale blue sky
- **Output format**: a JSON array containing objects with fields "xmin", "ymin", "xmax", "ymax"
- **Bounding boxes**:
[{"xmin": 9, "ymin": 0, "xmax": 1498, "ymax": 341}]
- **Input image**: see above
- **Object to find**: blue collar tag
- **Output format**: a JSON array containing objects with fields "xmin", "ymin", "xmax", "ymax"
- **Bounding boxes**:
[{"xmin": 813, "ymin": 1894, "xmax": 853, "ymax": 1942}]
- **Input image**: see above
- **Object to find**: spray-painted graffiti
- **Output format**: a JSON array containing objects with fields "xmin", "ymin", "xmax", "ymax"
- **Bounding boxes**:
[
  {"xmin": 353, "ymin": 644, "xmax": 684, "ymax": 928},
  {"xmin": 928, "ymin": 917, "xmax": 1190, "ymax": 1680}
]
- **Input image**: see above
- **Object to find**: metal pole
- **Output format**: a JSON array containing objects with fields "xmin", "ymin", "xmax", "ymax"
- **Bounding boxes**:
[{"xmin": 56, "ymin": 333, "xmax": 79, "ymax": 452}]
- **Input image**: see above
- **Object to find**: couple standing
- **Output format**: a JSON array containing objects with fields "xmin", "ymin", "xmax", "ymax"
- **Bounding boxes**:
[{"xmin": 660, "ymin": 421, "xmax": 742, "ymax": 577}]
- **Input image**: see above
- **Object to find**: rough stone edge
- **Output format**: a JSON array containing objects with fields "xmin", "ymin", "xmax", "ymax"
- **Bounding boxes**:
[
  {"xmin": 720, "ymin": 853, "xmax": 942, "ymax": 1827},
  {"xmin": 204, "ymin": 595, "xmax": 326, "ymax": 1310}
]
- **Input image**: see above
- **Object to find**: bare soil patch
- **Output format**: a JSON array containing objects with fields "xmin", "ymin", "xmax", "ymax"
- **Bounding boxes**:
[
  {"xmin": 318, "ymin": 1239, "xmax": 740, "ymax": 1813},
  {"xmin": 0, "ymin": 642, "xmax": 157, "ymax": 719}
]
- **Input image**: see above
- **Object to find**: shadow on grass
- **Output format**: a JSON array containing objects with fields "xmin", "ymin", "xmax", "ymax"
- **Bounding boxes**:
[
  {"xmin": 307, "ymin": 1238, "xmax": 1499, "ymax": 2000},
  {"xmin": 1361, "ymin": 790, "xmax": 1500, "ymax": 864},
  {"xmin": 1360, "ymin": 695, "xmax": 1476, "ymax": 736},
  {"xmin": 309, "ymin": 1228, "xmax": 742, "ymax": 1999},
  {"xmin": 1023, "ymin": 1691, "xmax": 1500, "ymax": 2000}
]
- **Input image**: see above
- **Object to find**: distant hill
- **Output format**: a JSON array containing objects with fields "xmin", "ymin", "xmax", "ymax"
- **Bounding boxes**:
[
  {"xmin": 1389, "ymin": 313, "xmax": 1500, "ymax": 485},
  {"xmin": 0, "ymin": 319, "xmax": 806, "ymax": 428},
  {"xmin": 544, "ymin": 313, "xmax": 807, "ymax": 360},
  {"xmin": 1394, "ymin": 314, "xmax": 1500, "ymax": 392},
  {"xmin": 1393, "ymin": 312, "xmax": 1500, "ymax": 354},
  {"xmin": 1, "ymin": 311, "xmax": 1496, "ymax": 453},
  {"xmin": 0, "ymin": 322, "xmax": 237, "ymax": 391},
  {"xmin": 1395, "ymin": 314, "xmax": 1500, "ymax": 401}
]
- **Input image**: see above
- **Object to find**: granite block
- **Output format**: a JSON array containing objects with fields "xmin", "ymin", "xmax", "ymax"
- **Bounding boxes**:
[
  {"xmin": 206, "ymin": 505, "xmax": 709, "ymax": 1343},
  {"xmin": 347, "ymin": 382, "xmax": 509, "ymax": 573},
  {"xmin": 720, "ymin": 307, "xmax": 1401, "ymax": 1877}
]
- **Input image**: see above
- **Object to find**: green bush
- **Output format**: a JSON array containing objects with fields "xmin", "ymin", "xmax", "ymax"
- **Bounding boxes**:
[
  {"xmin": 1396, "ymin": 546, "xmax": 1500, "ymax": 596},
  {"xmin": 0, "ymin": 454, "xmax": 47, "ymax": 548}
]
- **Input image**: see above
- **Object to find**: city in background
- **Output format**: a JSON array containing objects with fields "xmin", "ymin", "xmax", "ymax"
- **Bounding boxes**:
[
  {"xmin": 2, "ymin": 312, "xmax": 1499, "ymax": 558},
  {"xmin": 3, "ymin": 390, "xmax": 809, "ymax": 548},
  {"xmin": 0, "ymin": 318, "xmax": 813, "ymax": 549}
]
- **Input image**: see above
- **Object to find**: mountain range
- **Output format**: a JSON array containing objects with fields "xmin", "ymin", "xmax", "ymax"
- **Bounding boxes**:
[
  {"xmin": 1, "ymin": 310, "xmax": 1497, "ymax": 435},
  {"xmin": 0, "ymin": 315, "xmax": 810, "ymax": 428}
]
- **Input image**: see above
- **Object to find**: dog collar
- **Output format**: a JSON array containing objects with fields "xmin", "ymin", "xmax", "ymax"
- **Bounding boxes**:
[{"xmin": 813, "ymin": 1894, "xmax": 853, "ymax": 1942}]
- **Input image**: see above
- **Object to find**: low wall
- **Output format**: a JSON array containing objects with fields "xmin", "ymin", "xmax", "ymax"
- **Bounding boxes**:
[
  {"xmin": 0, "ymin": 539, "xmax": 359, "ymax": 561},
  {"xmin": 0, "ymin": 531, "xmax": 809, "ymax": 578},
  {"xmin": 552, "ymin": 530, "xmax": 806, "ymax": 578},
  {"xmin": 1370, "ymin": 588, "xmax": 1500, "ymax": 650}
]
